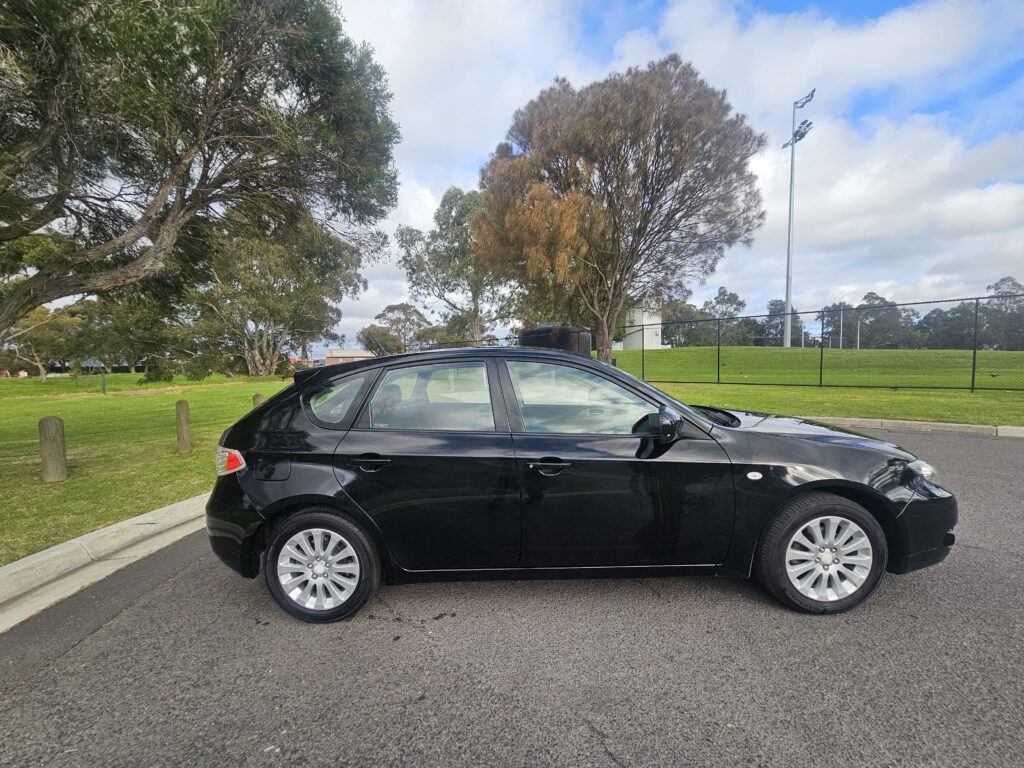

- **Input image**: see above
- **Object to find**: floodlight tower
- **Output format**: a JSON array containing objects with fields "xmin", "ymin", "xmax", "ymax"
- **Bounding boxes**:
[{"xmin": 782, "ymin": 88, "xmax": 815, "ymax": 348}]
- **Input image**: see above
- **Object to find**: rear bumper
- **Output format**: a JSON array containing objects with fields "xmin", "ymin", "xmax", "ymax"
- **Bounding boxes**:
[
  {"xmin": 888, "ymin": 483, "xmax": 958, "ymax": 574},
  {"xmin": 206, "ymin": 474, "xmax": 264, "ymax": 578}
]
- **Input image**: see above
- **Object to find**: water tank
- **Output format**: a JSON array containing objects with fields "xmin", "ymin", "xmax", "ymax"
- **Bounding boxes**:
[{"xmin": 517, "ymin": 323, "xmax": 593, "ymax": 357}]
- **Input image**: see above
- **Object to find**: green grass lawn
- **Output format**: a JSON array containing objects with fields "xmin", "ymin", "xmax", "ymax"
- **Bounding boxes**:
[
  {"xmin": 659, "ymin": 383, "xmax": 1024, "ymax": 427},
  {"xmin": 613, "ymin": 346, "xmax": 1024, "ymax": 389},
  {"xmin": 1, "ymin": 366, "xmax": 1021, "ymax": 567},
  {"xmin": 0, "ymin": 372, "xmax": 282, "ymax": 398},
  {"xmin": 0, "ymin": 376, "xmax": 289, "ymax": 565}
]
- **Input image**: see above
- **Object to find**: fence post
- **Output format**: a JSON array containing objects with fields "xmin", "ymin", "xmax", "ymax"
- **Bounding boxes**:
[
  {"xmin": 819, "ymin": 311, "xmax": 825, "ymax": 387},
  {"xmin": 970, "ymin": 298, "xmax": 980, "ymax": 392},
  {"xmin": 252, "ymin": 393, "xmax": 265, "ymax": 408},
  {"xmin": 176, "ymin": 400, "xmax": 191, "ymax": 454},
  {"xmin": 39, "ymin": 416, "xmax": 68, "ymax": 482},
  {"xmin": 716, "ymin": 319, "xmax": 721, "ymax": 384},
  {"xmin": 641, "ymin": 323, "xmax": 645, "ymax": 381}
]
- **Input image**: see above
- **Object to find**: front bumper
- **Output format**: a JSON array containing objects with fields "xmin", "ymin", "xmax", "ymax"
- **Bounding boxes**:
[
  {"xmin": 888, "ymin": 481, "xmax": 958, "ymax": 574},
  {"xmin": 206, "ymin": 474, "xmax": 265, "ymax": 578}
]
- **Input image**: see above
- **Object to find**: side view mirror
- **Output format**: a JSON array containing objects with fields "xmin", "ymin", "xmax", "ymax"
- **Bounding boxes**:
[{"xmin": 647, "ymin": 406, "xmax": 685, "ymax": 444}]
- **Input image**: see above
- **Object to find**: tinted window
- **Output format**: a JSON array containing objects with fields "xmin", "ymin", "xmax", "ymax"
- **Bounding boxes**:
[
  {"xmin": 308, "ymin": 372, "xmax": 372, "ymax": 425},
  {"xmin": 506, "ymin": 360, "xmax": 656, "ymax": 435},
  {"xmin": 368, "ymin": 362, "xmax": 494, "ymax": 431}
]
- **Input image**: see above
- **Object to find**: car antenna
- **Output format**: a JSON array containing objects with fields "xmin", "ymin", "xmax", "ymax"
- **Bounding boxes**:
[{"xmin": 369, "ymin": 337, "xmax": 392, "ymax": 357}]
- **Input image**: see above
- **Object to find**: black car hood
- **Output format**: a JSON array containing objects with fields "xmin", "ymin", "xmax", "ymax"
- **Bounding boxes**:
[{"xmin": 709, "ymin": 408, "xmax": 915, "ymax": 460}]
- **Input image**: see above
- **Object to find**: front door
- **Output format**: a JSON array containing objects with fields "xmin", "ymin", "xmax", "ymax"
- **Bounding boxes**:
[
  {"xmin": 335, "ymin": 359, "xmax": 521, "ymax": 571},
  {"xmin": 500, "ymin": 358, "xmax": 734, "ymax": 567}
]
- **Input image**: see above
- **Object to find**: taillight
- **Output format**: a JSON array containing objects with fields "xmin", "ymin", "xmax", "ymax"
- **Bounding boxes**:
[{"xmin": 216, "ymin": 446, "xmax": 246, "ymax": 476}]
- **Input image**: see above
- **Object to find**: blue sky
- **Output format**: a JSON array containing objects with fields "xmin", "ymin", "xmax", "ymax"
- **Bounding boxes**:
[{"xmin": 335, "ymin": 0, "xmax": 1024, "ymax": 345}]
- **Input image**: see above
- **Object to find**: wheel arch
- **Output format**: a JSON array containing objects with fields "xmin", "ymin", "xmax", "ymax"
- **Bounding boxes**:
[
  {"xmin": 257, "ymin": 495, "xmax": 399, "ymax": 583},
  {"xmin": 811, "ymin": 484, "xmax": 905, "ymax": 572},
  {"xmin": 760, "ymin": 482, "xmax": 906, "ymax": 572}
]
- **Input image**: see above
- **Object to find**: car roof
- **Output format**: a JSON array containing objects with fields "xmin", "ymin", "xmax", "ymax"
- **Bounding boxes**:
[{"xmin": 294, "ymin": 346, "xmax": 601, "ymax": 386}]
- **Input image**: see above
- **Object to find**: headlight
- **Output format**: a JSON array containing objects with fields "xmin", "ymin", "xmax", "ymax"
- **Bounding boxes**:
[{"xmin": 907, "ymin": 459, "xmax": 937, "ymax": 482}]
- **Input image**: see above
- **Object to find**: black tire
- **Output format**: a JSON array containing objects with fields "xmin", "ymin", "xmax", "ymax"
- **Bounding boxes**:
[
  {"xmin": 755, "ymin": 492, "xmax": 887, "ymax": 614},
  {"xmin": 263, "ymin": 508, "xmax": 381, "ymax": 623}
]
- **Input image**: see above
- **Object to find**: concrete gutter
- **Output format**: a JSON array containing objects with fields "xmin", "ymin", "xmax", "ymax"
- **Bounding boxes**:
[
  {"xmin": 0, "ymin": 493, "xmax": 208, "ymax": 635},
  {"xmin": 804, "ymin": 416, "xmax": 1023, "ymax": 438}
]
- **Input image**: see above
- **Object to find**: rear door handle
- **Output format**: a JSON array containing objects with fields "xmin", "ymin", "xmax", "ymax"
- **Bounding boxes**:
[
  {"xmin": 347, "ymin": 454, "xmax": 391, "ymax": 472},
  {"xmin": 526, "ymin": 459, "xmax": 573, "ymax": 476}
]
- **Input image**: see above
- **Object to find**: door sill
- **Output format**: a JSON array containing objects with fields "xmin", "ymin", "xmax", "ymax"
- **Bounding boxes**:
[{"xmin": 388, "ymin": 562, "xmax": 719, "ymax": 585}]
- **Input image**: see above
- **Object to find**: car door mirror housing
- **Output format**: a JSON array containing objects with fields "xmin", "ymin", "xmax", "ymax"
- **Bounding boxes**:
[{"xmin": 650, "ymin": 406, "xmax": 685, "ymax": 444}]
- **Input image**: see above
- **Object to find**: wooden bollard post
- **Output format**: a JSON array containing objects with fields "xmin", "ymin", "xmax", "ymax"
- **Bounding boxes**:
[
  {"xmin": 39, "ymin": 416, "xmax": 68, "ymax": 482},
  {"xmin": 176, "ymin": 400, "xmax": 191, "ymax": 454},
  {"xmin": 252, "ymin": 393, "xmax": 265, "ymax": 408}
]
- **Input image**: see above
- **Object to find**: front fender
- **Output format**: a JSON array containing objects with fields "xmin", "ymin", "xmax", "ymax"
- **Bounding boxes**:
[{"xmin": 711, "ymin": 428, "xmax": 914, "ymax": 577}]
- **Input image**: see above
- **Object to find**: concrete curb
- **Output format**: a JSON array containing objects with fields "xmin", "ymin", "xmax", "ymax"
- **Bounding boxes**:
[
  {"xmin": 803, "ymin": 416, "xmax": 1022, "ymax": 437},
  {"xmin": 0, "ymin": 493, "xmax": 209, "ymax": 633}
]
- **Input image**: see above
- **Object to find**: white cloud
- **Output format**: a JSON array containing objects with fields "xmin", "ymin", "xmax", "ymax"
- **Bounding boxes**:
[{"xmin": 335, "ymin": 0, "xmax": 1024, "ymax": 345}]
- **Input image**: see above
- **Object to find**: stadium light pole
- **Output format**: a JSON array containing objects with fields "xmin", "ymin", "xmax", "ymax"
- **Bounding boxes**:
[{"xmin": 782, "ymin": 88, "xmax": 815, "ymax": 348}]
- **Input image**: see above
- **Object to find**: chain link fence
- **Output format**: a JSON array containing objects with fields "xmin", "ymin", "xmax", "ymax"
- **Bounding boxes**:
[
  {"xmin": 615, "ymin": 294, "xmax": 1024, "ymax": 390},
  {"xmin": 403, "ymin": 294, "xmax": 1023, "ymax": 390}
]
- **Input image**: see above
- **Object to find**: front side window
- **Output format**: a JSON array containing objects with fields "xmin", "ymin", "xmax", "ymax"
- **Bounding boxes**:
[
  {"xmin": 506, "ymin": 360, "xmax": 657, "ymax": 435},
  {"xmin": 368, "ymin": 361, "xmax": 494, "ymax": 431},
  {"xmin": 308, "ymin": 372, "xmax": 373, "ymax": 426}
]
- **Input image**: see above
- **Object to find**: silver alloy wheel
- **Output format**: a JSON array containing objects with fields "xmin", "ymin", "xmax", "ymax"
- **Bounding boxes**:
[
  {"xmin": 277, "ymin": 528, "xmax": 360, "ymax": 611},
  {"xmin": 785, "ymin": 515, "xmax": 873, "ymax": 602}
]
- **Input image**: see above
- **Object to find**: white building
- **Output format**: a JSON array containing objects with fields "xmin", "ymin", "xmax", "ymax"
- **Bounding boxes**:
[
  {"xmin": 621, "ymin": 303, "xmax": 670, "ymax": 350},
  {"xmin": 325, "ymin": 348, "xmax": 377, "ymax": 365}
]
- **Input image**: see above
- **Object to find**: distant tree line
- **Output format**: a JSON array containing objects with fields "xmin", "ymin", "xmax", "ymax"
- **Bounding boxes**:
[
  {"xmin": 0, "ymin": 213, "xmax": 376, "ymax": 379},
  {"xmin": 653, "ymin": 277, "xmax": 1023, "ymax": 351}
]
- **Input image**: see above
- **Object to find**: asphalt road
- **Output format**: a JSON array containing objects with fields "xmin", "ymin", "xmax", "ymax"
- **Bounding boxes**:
[{"xmin": 1, "ymin": 430, "xmax": 1022, "ymax": 768}]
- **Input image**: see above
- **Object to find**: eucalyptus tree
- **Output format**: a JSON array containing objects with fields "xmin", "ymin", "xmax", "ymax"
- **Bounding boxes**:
[
  {"xmin": 0, "ymin": 0, "xmax": 398, "ymax": 342},
  {"xmin": 475, "ymin": 55, "xmax": 765, "ymax": 361},
  {"xmin": 183, "ymin": 216, "xmax": 366, "ymax": 376},
  {"xmin": 396, "ymin": 187, "xmax": 512, "ymax": 342}
]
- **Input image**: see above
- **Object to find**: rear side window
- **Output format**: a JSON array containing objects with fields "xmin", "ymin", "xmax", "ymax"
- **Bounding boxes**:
[
  {"xmin": 368, "ymin": 361, "xmax": 494, "ymax": 431},
  {"xmin": 308, "ymin": 372, "xmax": 373, "ymax": 426}
]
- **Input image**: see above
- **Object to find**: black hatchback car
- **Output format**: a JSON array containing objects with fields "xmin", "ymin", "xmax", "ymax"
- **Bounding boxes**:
[{"xmin": 207, "ymin": 347, "xmax": 957, "ymax": 621}]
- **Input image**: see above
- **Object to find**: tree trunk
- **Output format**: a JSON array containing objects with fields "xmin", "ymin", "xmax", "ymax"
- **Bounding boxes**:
[
  {"xmin": 13, "ymin": 347, "xmax": 47, "ymax": 381},
  {"xmin": 0, "ymin": 167, "xmax": 197, "ymax": 344},
  {"xmin": 595, "ymin": 317, "xmax": 613, "ymax": 364}
]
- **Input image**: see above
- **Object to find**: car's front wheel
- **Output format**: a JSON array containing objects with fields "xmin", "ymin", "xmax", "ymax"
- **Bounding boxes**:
[
  {"xmin": 263, "ymin": 508, "xmax": 381, "ymax": 622},
  {"xmin": 756, "ymin": 492, "xmax": 887, "ymax": 614}
]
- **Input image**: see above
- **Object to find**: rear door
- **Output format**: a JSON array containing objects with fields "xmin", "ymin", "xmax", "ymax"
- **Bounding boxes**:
[
  {"xmin": 500, "ymin": 357, "xmax": 734, "ymax": 567},
  {"xmin": 334, "ymin": 358, "xmax": 521, "ymax": 571}
]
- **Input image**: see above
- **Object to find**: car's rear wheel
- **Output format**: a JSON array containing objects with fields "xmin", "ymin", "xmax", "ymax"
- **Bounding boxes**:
[
  {"xmin": 264, "ymin": 508, "xmax": 381, "ymax": 622},
  {"xmin": 756, "ymin": 492, "xmax": 887, "ymax": 614}
]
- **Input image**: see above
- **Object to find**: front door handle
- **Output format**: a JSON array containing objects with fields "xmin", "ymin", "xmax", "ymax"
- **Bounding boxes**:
[
  {"xmin": 347, "ymin": 454, "xmax": 391, "ymax": 472},
  {"xmin": 526, "ymin": 459, "xmax": 573, "ymax": 476}
]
